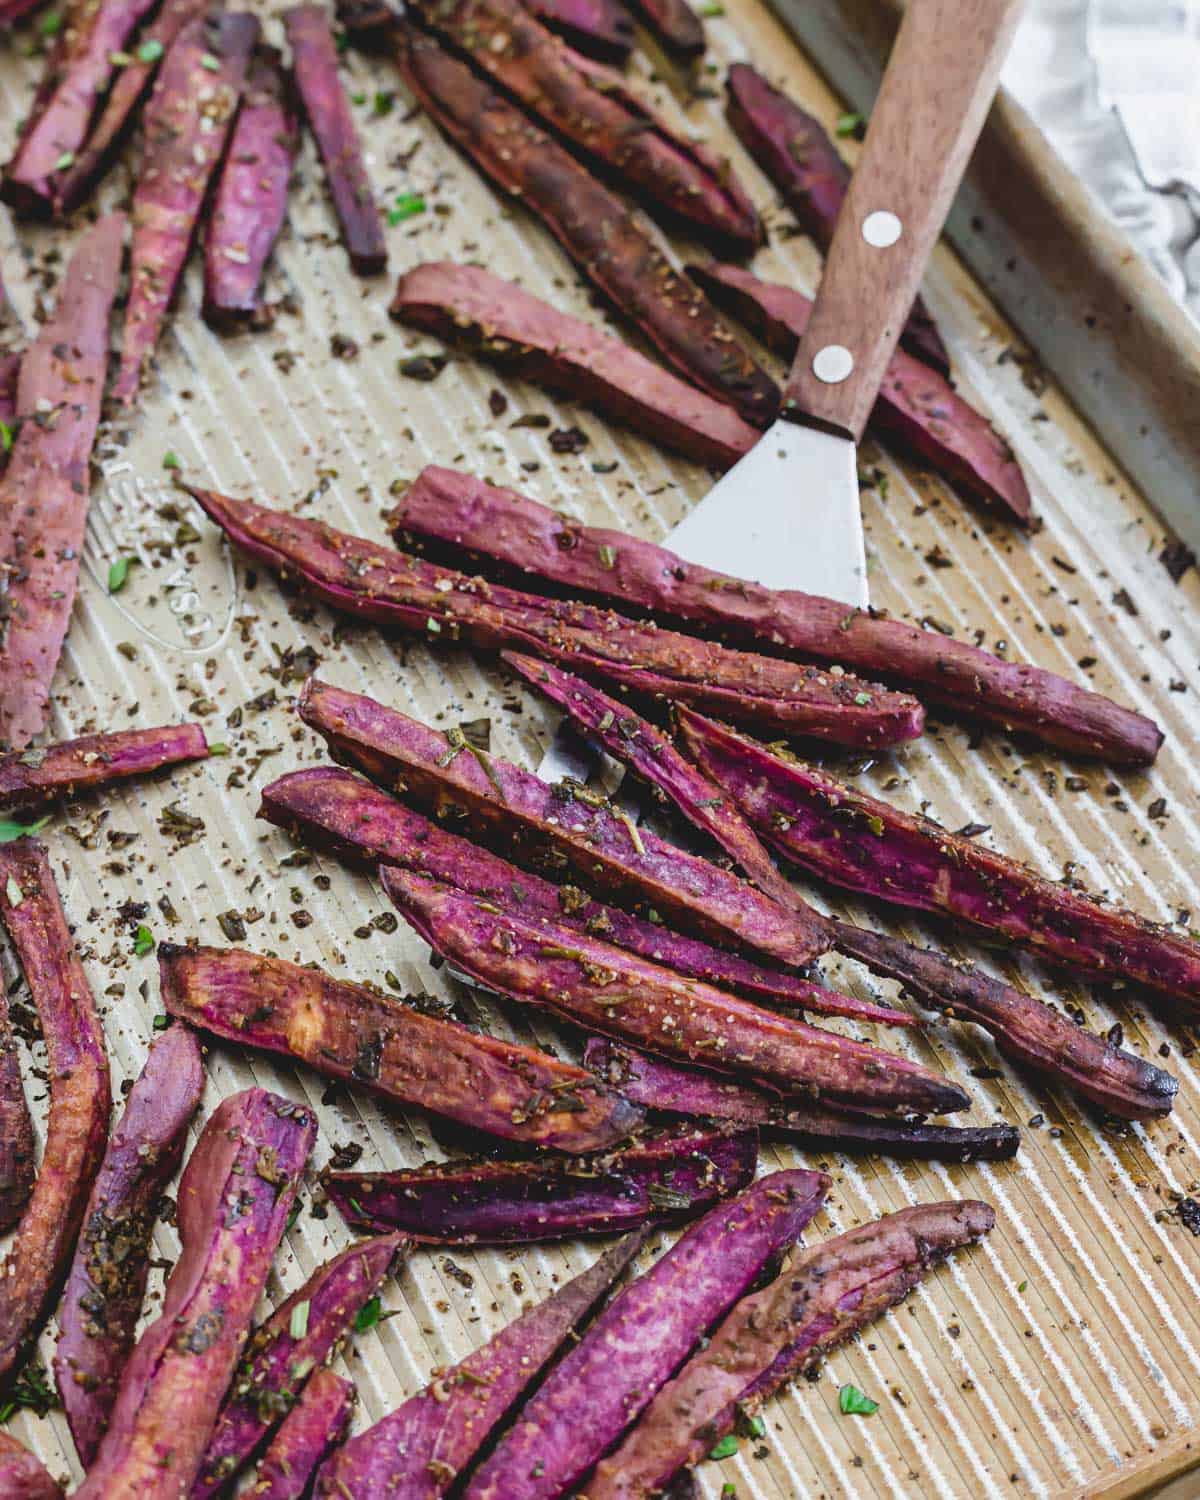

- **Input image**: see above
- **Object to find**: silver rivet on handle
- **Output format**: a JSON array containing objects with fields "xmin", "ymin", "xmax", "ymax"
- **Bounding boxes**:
[{"xmin": 812, "ymin": 344, "xmax": 854, "ymax": 384}]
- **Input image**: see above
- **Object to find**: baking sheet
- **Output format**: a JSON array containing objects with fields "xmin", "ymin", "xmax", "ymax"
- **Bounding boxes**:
[{"xmin": 2, "ymin": 1, "xmax": 1200, "ymax": 1495}]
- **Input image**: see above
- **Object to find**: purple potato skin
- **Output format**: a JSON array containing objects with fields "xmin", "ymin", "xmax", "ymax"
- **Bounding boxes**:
[
  {"xmin": 584, "ymin": 1039, "xmax": 1020, "ymax": 1162},
  {"xmin": 392, "ymin": 466, "xmax": 1161, "ymax": 766},
  {"xmin": 315, "ymin": 1232, "xmax": 645, "ymax": 1499},
  {"xmin": 0, "ymin": 722, "xmax": 209, "ymax": 812},
  {"xmin": 247, "ymin": 1367, "xmax": 356, "ymax": 1500},
  {"xmin": 463, "ymin": 1169, "xmax": 829, "ymax": 1500},
  {"xmin": 0, "ymin": 840, "xmax": 110, "ymax": 1386},
  {"xmin": 194, "ymin": 1234, "xmax": 404, "ymax": 1498},
  {"xmin": 55, "ymin": 1025, "xmax": 205, "ymax": 1467},
  {"xmin": 588, "ymin": 1200, "xmax": 996, "ymax": 1499},
  {"xmin": 285, "ymin": 4, "xmax": 387, "ymax": 274},
  {"xmin": 324, "ymin": 1128, "xmax": 758, "ymax": 1243},
  {"xmin": 382, "ymin": 865, "xmax": 968, "ymax": 1116},
  {"xmin": 258, "ymin": 764, "xmax": 908, "ymax": 1028},
  {"xmin": 0, "ymin": 1433, "xmax": 61, "ymax": 1499},
  {"xmin": 524, "ymin": 0, "xmax": 634, "ymax": 61},
  {"xmin": 74, "ymin": 1089, "xmax": 316, "ymax": 1499}
]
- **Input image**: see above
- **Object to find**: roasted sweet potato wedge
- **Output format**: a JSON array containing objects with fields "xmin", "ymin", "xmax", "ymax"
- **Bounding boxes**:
[
  {"xmin": 393, "ymin": 465, "xmax": 1161, "ymax": 765},
  {"xmin": 195, "ymin": 1234, "xmax": 403, "ymax": 1498},
  {"xmin": 463, "ymin": 1169, "xmax": 828, "ymax": 1500},
  {"xmin": 523, "ymin": 0, "xmax": 633, "ymax": 60},
  {"xmin": 382, "ymin": 867, "xmax": 967, "ymax": 1116},
  {"xmin": 0, "ymin": 722, "xmax": 208, "ymax": 813},
  {"xmin": 74, "ymin": 1089, "xmax": 315, "ymax": 1498},
  {"xmin": 315, "ymin": 1233, "xmax": 644, "ymax": 1499},
  {"xmin": 0, "ymin": 1432, "xmax": 60, "ymax": 1499},
  {"xmin": 0, "ymin": 839, "xmax": 109, "ymax": 1386},
  {"xmin": 252, "ymin": 1368, "xmax": 354, "ymax": 1500},
  {"xmin": 55, "ymin": 1025, "xmax": 204, "ymax": 1467},
  {"xmin": 589, "ymin": 1200, "xmax": 995, "ymax": 1498},
  {"xmin": 325, "ymin": 1127, "xmax": 757, "ymax": 1242},
  {"xmin": 159, "ymin": 942, "xmax": 641, "ymax": 1153}
]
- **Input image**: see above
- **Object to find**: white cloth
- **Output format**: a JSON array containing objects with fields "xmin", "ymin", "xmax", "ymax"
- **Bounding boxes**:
[{"xmin": 1002, "ymin": 0, "xmax": 1200, "ymax": 324}]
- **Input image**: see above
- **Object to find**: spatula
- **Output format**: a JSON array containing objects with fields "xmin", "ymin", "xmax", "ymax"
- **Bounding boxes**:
[{"xmin": 538, "ymin": 0, "xmax": 1024, "ymax": 786}]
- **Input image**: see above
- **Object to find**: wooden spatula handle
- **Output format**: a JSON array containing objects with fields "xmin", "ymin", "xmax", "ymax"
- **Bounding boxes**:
[{"xmin": 783, "ymin": 0, "xmax": 1024, "ymax": 441}]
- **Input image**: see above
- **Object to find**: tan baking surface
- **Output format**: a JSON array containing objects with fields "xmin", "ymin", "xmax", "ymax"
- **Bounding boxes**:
[{"xmin": 2, "ymin": 1, "xmax": 1199, "ymax": 1495}]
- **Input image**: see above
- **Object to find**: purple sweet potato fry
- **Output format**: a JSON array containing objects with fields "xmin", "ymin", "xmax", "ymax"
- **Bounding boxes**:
[
  {"xmin": 410, "ymin": 0, "xmax": 759, "ymax": 249},
  {"xmin": 192, "ymin": 486, "xmax": 919, "ymax": 746},
  {"xmin": 111, "ymin": 13, "xmax": 257, "ymax": 404},
  {"xmin": 159, "ymin": 941, "xmax": 640, "ymax": 1154},
  {"xmin": 195, "ymin": 1234, "xmax": 403, "ymax": 1499},
  {"xmin": 0, "ymin": 721, "xmax": 208, "ymax": 813},
  {"xmin": 0, "ymin": 839, "xmax": 109, "ymax": 1386},
  {"xmin": 53, "ymin": 0, "xmax": 209, "ymax": 213},
  {"xmin": 393, "ymin": 465, "xmax": 1161, "ymax": 766},
  {"xmin": 589, "ymin": 1199, "xmax": 995, "ymax": 1499},
  {"xmin": 394, "ymin": 28, "xmax": 777, "ymax": 425},
  {"xmin": 0, "ymin": 213, "xmax": 123, "ymax": 750},
  {"xmin": 74, "ymin": 1089, "xmax": 316, "ymax": 1499},
  {"xmin": 680, "ymin": 709, "xmax": 1200, "ymax": 1010},
  {"xmin": 295, "ymin": 677, "xmax": 829, "ymax": 970},
  {"xmin": 390, "ymin": 262, "xmax": 759, "ymax": 471},
  {"xmin": 0, "ymin": 353, "xmax": 18, "ymax": 429},
  {"xmin": 0, "ymin": 0, "xmax": 54, "ymax": 22},
  {"xmin": 250, "ymin": 1367, "xmax": 355, "ymax": 1500},
  {"xmin": 259, "ymin": 763, "xmax": 908, "ymax": 1027},
  {"xmin": 626, "ymin": 0, "xmax": 702, "ymax": 57},
  {"xmin": 55, "ymin": 1025, "xmax": 204, "ymax": 1468},
  {"xmin": 285, "ymin": 4, "xmax": 386, "ymax": 275},
  {"xmin": 315, "ymin": 1232, "xmax": 644, "ymax": 1500},
  {"xmin": 828, "ymin": 921, "xmax": 1177, "ymax": 1122},
  {"xmin": 203, "ymin": 46, "xmax": 299, "ymax": 329},
  {"xmin": 523, "ymin": 0, "xmax": 633, "ymax": 62},
  {"xmin": 463, "ymin": 1169, "xmax": 828, "ymax": 1500},
  {"xmin": 325, "ymin": 1127, "xmax": 757, "ymax": 1243},
  {"xmin": 0, "ymin": 979, "xmax": 33, "ymax": 1233},
  {"xmin": 724, "ymin": 63, "xmax": 949, "ymax": 374},
  {"xmin": 381, "ymin": 867, "xmax": 967, "ymax": 1115},
  {"xmin": 0, "ymin": 1433, "xmax": 61, "ymax": 1500},
  {"xmin": 504, "ymin": 649, "xmax": 800, "ymax": 907},
  {"xmin": 584, "ymin": 1038, "xmax": 1020, "ymax": 1161},
  {"xmin": 689, "ymin": 260, "xmax": 1031, "ymax": 527},
  {"xmin": 1, "ymin": 0, "xmax": 159, "ymax": 213}
]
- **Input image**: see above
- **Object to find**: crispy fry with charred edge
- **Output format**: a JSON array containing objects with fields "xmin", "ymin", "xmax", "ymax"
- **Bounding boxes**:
[
  {"xmin": 381, "ymin": 867, "xmax": 967, "ymax": 1115},
  {"xmin": 54, "ymin": 0, "xmax": 209, "ymax": 213},
  {"xmin": 405, "ymin": 0, "xmax": 759, "ymax": 249},
  {"xmin": 259, "ymin": 764, "xmax": 910, "ymax": 1027},
  {"xmin": 158, "ymin": 942, "xmax": 641, "ymax": 1153},
  {"xmin": 0, "ymin": 214, "xmax": 123, "ymax": 749},
  {"xmin": 1, "ymin": 0, "xmax": 159, "ymax": 214},
  {"xmin": 391, "ymin": 466, "xmax": 1161, "ymax": 765},
  {"xmin": 285, "ymin": 4, "xmax": 387, "ymax": 274},
  {"xmin": 523, "ymin": 0, "xmax": 633, "ymax": 60},
  {"xmin": 680, "ymin": 709, "xmax": 1200, "ymax": 1009},
  {"xmin": 190, "ymin": 487, "xmax": 921, "ymax": 747},
  {"xmin": 203, "ymin": 46, "xmax": 299, "ymax": 328},
  {"xmin": 463, "ymin": 1170, "xmax": 828, "ymax": 1500},
  {"xmin": 724, "ymin": 62, "xmax": 949, "ymax": 374},
  {"xmin": 390, "ymin": 262, "xmax": 759, "ymax": 470},
  {"xmin": 112, "ymin": 13, "xmax": 257, "ymax": 403},
  {"xmin": 584, "ymin": 1039, "xmax": 1020, "ymax": 1162},
  {"xmin": 688, "ymin": 260, "xmax": 1031, "ymax": 525},
  {"xmin": 391, "ymin": 27, "xmax": 778, "ymax": 424},
  {"xmin": 194, "ymin": 1235, "xmax": 404, "ymax": 1499},
  {"xmin": 55, "ymin": 1026, "xmax": 204, "ymax": 1468},
  {"xmin": 588, "ymin": 1200, "xmax": 995, "ymax": 1499},
  {"xmin": 0, "ymin": 1432, "xmax": 61, "ymax": 1499},
  {"xmin": 295, "ymin": 676, "xmax": 829, "ymax": 968},
  {"xmin": 251, "ymin": 1368, "xmax": 355, "ymax": 1500},
  {"xmin": 325, "ymin": 1128, "xmax": 757, "ymax": 1243},
  {"xmin": 0, "ymin": 982, "xmax": 32, "ymax": 1233},
  {"xmin": 74, "ymin": 1089, "xmax": 315, "ymax": 1499},
  {"xmin": 0, "ymin": 722, "xmax": 209, "ymax": 812},
  {"xmin": 315, "ymin": 1233, "xmax": 645, "ymax": 1499},
  {"xmin": 0, "ymin": 839, "xmax": 109, "ymax": 1386}
]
